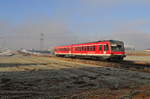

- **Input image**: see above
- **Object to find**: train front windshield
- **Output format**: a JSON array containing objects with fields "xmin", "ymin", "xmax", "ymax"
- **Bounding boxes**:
[{"xmin": 111, "ymin": 42, "xmax": 124, "ymax": 52}]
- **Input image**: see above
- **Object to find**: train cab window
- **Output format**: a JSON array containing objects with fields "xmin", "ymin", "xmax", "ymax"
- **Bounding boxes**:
[
  {"xmin": 104, "ymin": 45, "xmax": 109, "ymax": 51},
  {"xmin": 99, "ymin": 45, "xmax": 102, "ymax": 51}
]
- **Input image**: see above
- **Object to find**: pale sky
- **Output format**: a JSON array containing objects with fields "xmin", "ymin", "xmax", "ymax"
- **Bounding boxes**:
[{"xmin": 0, "ymin": 0, "xmax": 150, "ymax": 49}]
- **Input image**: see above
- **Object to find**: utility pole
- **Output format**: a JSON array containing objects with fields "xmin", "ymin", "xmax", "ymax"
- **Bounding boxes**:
[{"xmin": 40, "ymin": 33, "xmax": 44, "ymax": 50}]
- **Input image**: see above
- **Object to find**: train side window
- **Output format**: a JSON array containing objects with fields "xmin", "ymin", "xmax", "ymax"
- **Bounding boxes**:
[
  {"xmin": 83, "ymin": 47, "xmax": 85, "ymax": 51},
  {"xmin": 81, "ymin": 47, "xmax": 83, "ymax": 51},
  {"xmin": 87, "ymin": 46, "xmax": 89, "ymax": 51},
  {"xmin": 78, "ymin": 47, "xmax": 80, "ymax": 51},
  {"xmin": 86, "ymin": 46, "xmax": 88, "ymax": 51},
  {"xmin": 78, "ymin": 47, "xmax": 79, "ymax": 51},
  {"xmin": 89, "ymin": 46, "xmax": 92, "ymax": 51},
  {"xmin": 76, "ymin": 47, "xmax": 78, "ymax": 51},
  {"xmin": 104, "ymin": 45, "xmax": 109, "ymax": 51},
  {"xmin": 75, "ymin": 47, "xmax": 78, "ymax": 51},
  {"xmin": 93, "ymin": 46, "xmax": 96, "ymax": 51},
  {"xmin": 99, "ymin": 45, "xmax": 102, "ymax": 51},
  {"xmin": 84, "ymin": 47, "xmax": 86, "ymax": 51},
  {"xmin": 87, "ymin": 46, "xmax": 90, "ymax": 51},
  {"xmin": 92, "ymin": 46, "xmax": 94, "ymax": 51}
]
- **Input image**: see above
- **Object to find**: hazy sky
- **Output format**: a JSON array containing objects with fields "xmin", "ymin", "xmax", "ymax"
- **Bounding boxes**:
[{"xmin": 0, "ymin": 0, "xmax": 150, "ymax": 49}]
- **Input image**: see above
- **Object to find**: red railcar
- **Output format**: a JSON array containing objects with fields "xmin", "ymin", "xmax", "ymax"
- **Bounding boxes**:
[{"xmin": 54, "ymin": 40, "xmax": 126, "ymax": 61}]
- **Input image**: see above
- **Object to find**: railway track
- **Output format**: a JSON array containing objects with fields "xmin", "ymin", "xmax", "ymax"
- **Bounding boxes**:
[
  {"xmin": 18, "ymin": 51, "xmax": 150, "ymax": 72},
  {"xmin": 49, "ymin": 56, "xmax": 150, "ymax": 73},
  {"xmin": 18, "ymin": 50, "xmax": 150, "ymax": 72}
]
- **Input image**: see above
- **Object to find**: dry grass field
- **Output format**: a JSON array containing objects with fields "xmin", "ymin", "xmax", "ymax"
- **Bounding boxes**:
[
  {"xmin": 0, "ymin": 53, "xmax": 150, "ymax": 99},
  {"xmin": 125, "ymin": 56, "xmax": 150, "ymax": 63},
  {"xmin": 125, "ymin": 51, "xmax": 150, "ymax": 63},
  {"xmin": 126, "ymin": 50, "xmax": 150, "ymax": 56}
]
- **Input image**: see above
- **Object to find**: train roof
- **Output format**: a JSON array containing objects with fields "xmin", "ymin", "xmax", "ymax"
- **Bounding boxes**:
[
  {"xmin": 56, "ymin": 40, "xmax": 123, "ymax": 48},
  {"xmin": 71, "ymin": 40, "xmax": 123, "ymax": 45}
]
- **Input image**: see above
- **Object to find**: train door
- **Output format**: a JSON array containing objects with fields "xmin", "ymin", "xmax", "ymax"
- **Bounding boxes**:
[
  {"xmin": 103, "ymin": 44, "xmax": 109, "ymax": 54},
  {"xmin": 69, "ymin": 46, "xmax": 72, "ymax": 55},
  {"xmin": 98, "ymin": 45, "xmax": 103, "ymax": 54},
  {"xmin": 98, "ymin": 44, "xmax": 109, "ymax": 55},
  {"xmin": 70, "ymin": 46, "xmax": 74, "ymax": 56}
]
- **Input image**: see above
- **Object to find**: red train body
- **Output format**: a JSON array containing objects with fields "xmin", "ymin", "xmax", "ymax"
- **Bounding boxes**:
[{"xmin": 54, "ymin": 40, "xmax": 126, "ymax": 61}]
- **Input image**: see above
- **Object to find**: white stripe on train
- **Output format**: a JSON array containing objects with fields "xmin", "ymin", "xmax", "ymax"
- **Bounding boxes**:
[
  {"xmin": 55, "ymin": 53, "xmax": 111, "ymax": 56},
  {"xmin": 55, "ymin": 53, "xmax": 124, "ymax": 56}
]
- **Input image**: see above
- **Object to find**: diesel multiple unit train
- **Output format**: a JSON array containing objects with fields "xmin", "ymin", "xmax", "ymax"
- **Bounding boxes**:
[{"xmin": 54, "ymin": 40, "xmax": 126, "ymax": 61}]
